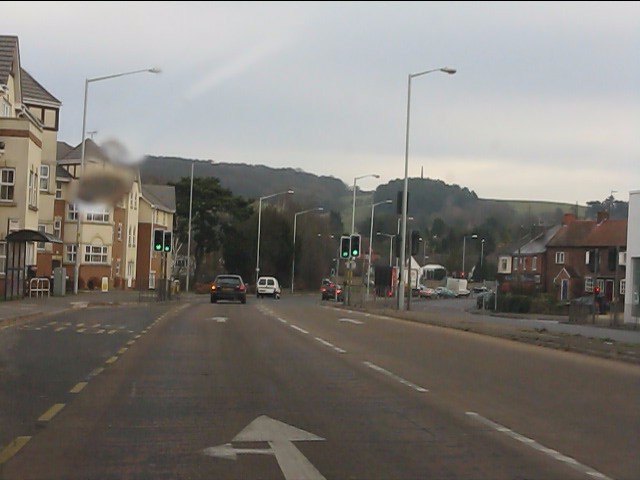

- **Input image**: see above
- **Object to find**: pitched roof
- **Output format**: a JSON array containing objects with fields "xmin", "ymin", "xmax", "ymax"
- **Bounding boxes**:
[
  {"xmin": 58, "ymin": 138, "xmax": 110, "ymax": 163},
  {"xmin": 56, "ymin": 141, "xmax": 74, "ymax": 160},
  {"xmin": 514, "ymin": 225, "xmax": 562, "ymax": 255},
  {"xmin": 20, "ymin": 68, "xmax": 61, "ymax": 106},
  {"xmin": 141, "ymin": 184, "xmax": 176, "ymax": 213},
  {"xmin": 547, "ymin": 218, "xmax": 627, "ymax": 248},
  {"xmin": 584, "ymin": 219, "xmax": 627, "ymax": 247},
  {"xmin": 0, "ymin": 35, "xmax": 19, "ymax": 86}
]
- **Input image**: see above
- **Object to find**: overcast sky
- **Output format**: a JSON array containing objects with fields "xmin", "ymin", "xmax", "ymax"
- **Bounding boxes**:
[{"xmin": 5, "ymin": 1, "xmax": 639, "ymax": 205}]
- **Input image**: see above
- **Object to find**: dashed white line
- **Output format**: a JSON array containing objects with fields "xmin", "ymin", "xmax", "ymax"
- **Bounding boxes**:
[
  {"xmin": 290, "ymin": 325, "xmax": 309, "ymax": 334},
  {"xmin": 277, "ymin": 317, "xmax": 288, "ymax": 324},
  {"xmin": 465, "ymin": 412, "xmax": 612, "ymax": 480},
  {"xmin": 314, "ymin": 337, "xmax": 347, "ymax": 354},
  {"xmin": 363, "ymin": 361, "xmax": 428, "ymax": 393}
]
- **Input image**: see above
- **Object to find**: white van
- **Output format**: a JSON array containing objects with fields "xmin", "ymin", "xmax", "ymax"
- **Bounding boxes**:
[{"xmin": 257, "ymin": 276, "xmax": 281, "ymax": 299}]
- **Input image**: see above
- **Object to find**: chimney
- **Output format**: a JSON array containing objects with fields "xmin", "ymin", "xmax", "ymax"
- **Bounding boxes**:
[
  {"xmin": 562, "ymin": 213, "xmax": 576, "ymax": 225},
  {"xmin": 596, "ymin": 210, "xmax": 609, "ymax": 224}
]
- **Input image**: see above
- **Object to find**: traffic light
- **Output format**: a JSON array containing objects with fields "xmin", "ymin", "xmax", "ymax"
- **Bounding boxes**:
[
  {"xmin": 410, "ymin": 230, "xmax": 421, "ymax": 256},
  {"xmin": 163, "ymin": 231, "xmax": 172, "ymax": 252},
  {"xmin": 350, "ymin": 234, "xmax": 361, "ymax": 257},
  {"xmin": 340, "ymin": 235, "xmax": 351, "ymax": 258},
  {"xmin": 153, "ymin": 229, "xmax": 164, "ymax": 251},
  {"xmin": 594, "ymin": 286, "xmax": 600, "ymax": 295}
]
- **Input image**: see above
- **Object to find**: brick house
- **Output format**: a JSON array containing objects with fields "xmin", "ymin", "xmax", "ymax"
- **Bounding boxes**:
[{"xmin": 545, "ymin": 212, "xmax": 627, "ymax": 303}]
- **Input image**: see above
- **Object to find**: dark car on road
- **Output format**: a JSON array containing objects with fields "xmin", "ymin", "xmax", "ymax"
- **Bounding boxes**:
[
  {"xmin": 210, "ymin": 274, "xmax": 247, "ymax": 304},
  {"xmin": 321, "ymin": 279, "xmax": 344, "ymax": 301}
]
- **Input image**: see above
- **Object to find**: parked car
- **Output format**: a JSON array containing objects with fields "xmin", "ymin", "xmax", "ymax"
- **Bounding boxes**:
[
  {"xmin": 570, "ymin": 294, "xmax": 609, "ymax": 314},
  {"xmin": 256, "ymin": 276, "xmax": 281, "ymax": 299},
  {"xmin": 435, "ymin": 286, "xmax": 457, "ymax": 298},
  {"xmin": 321, "ymin": 279, "xmax": 344, "ymax": 301},
  {"xmin": 418, "ymin": 284, "xmax": 438, "ymax": 299},
  {"xmin": 457, "ymin": 288, "xmax": 472, "ymax": 297},
  {"xmin": 210, "ymin": 274, "xmax": 247, "ymax": 304}
]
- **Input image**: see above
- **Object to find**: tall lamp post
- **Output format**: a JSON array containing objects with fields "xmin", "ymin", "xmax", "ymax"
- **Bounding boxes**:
[
  {"xmin": 376, "ymin": 232, "xmax": 395, "ymax": 267},
  {"xmin": 73, "ymin": 67, "xmax": 161, "ymax": 295},
  {"xmin": 185, "ymin": 161, "xmax": 195, "ymax": 293},
  {"xmin": 366, "ymin": 200, "xmax": 392, "ymax": 300},
  {"xmin": 256, "ymin": 190, "xmax": 294, "ymax": 286},
  {"xmin": 398, "ymin": 66, "xmax": 456, "ymax": 310},
  {"xmin": 462, "ymin": 233, "xmax": 478, "ymax": 279},
  {"xmin": 351, "ymin": 174, "xmax": 380, "ymax": 235},
  {"xmin": 291, "ymin": 207, "xmax": 324, "ymax": 293}
]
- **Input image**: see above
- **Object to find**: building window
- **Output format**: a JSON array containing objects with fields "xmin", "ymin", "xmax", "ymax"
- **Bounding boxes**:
[
  {"xmin": 39, "ymin": 165, "xmax": 50, "ymax": 191},
  {"xmin": 55, "ymin": 181, "xmax": 63, "ymax": 199},
  {"xmin": 68, "ymin": 203, "xmax": 78, "ymax": 221},
  {"xmin": 512, "ymin": 257, "xmax": 518, "ymax": 271},
  {"xmin": 28, "ymin": 169, "xmax": 38, "ymax": 208},
  {"xmin": 65, "ymin": 244, "xmax": 77, "ymax": 263},
  {"xmin": 37, "ymin": 224, "xmax": 47, "ymax": 250},
  {"xmin": 620, "ymin": 279, "xmax": 626, "ymax": 295},
  {"xmin": 115, "ymin": 259, "xmax": 121, "ymax": 276},
  {"xmin": 585, "ymin": 277, "xmax": 594, "ymax": 293},
  {"xmin": 86, "ymin": 205, "xmax": 109, "ymax": 223},
  {"xmin": 84, "ymin": 245, "xmax": 108, "ymax": 264},
  {"xmin": 127, "ymin": 261, "xmax": 134, "ymax": 278},
  {"xmin": 500, "ymin": 258, "xmax": 508, "ymax": 271},
  {"xmin": 0, "ymin": 242, "xmax": 5, "ymax": 275},
  {"xmin": 53, "ymin": 219, "xmax": 61, "ymax": 239},
  {"xmin": 1, "ymin": 168, "xmax": 15, "ymax": 201},
  {"xmin": 149, "ymin": 271, "xmax": 156, "ymax": 289},
  {"xmin": 133, "ymin": 226, "xmax": 137, "ymax": 247},
  {"xmin": 532, "ymin": 257, "xmax": 537, "ymax": 271},
  {"xmin": 555, "ymin": 251, "xmax": 565, "ymax": 264},
  {"xmin": 117, "ymin": 223, "xmax": 122, "ymax": 241},
  {"xmin": 1, "ymin": 98, "xmax": 11, "ymax": 117},
  {"xmin": 128, "ymin": 225, "xmax": 132, "ymax": 247}
]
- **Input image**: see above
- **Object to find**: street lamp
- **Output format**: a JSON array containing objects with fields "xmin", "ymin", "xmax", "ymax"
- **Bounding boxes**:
[
  {"xmin": 351, "ymin": 174, "xmax": 380, "ymax": 235},
  {"xmin": 256, "ymin": 189, "xmax": 294, "ymax": 286},
  {"xmin": 398, "ymin": 66, "xmax": 456, "ymax": 310},
  {"xmin": 367, "ymin": 199, "xmax": 392, "ymax": 300},
  {"xmin": 462, "ymin": 233, "xmax": 478, "ymax": 279},
  {"xmin": 73, "ymin": 67, "xmax": 161, "ymax": 294},
  {"xmin": 291, "ymin": 207, "xmax": 324, "ymax": 293},
  {"xmin": 185, "ymin": 161, "xmax": 195, "ymax": 293},
  {"xmin": 376, "ymin": 232, "xmax": 395, "ymax": 267}
]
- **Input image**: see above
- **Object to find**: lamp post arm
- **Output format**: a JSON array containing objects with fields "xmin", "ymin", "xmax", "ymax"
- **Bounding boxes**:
[{"xmin": 87, "ymin": 68, "xmax": 161, "ymax": 84}]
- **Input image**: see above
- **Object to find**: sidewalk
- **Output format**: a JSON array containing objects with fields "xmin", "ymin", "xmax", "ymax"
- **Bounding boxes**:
[{"xmin": 0, "ymin": 289, "xmax": 184, "ymax": 326}]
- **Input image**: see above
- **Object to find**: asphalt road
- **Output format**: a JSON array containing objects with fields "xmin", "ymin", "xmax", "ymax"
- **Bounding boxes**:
[{"xmin": 0, "ymin": 295, "xmax": 637, "ymax": 479}]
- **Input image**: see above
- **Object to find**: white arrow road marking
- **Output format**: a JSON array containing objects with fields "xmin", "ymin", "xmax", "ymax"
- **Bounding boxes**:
[
  {"xmin": 210, "ymin": 317, "xmax": 228, "ymax": 323},
  {"xmin": 202, "ymin": 415, "xmax": 326, "ymax": 480},
  {"xmin": 203, "ymin": 443, "xmax": 273, "ymax": 460},
  {"xmin": 339, "ymin": 318, "xmax": 364, "ymax": 325}
]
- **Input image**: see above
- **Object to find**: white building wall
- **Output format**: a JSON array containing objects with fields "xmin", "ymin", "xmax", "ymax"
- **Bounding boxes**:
[{"xmin": 624, "ymin": 190, "xmax": 640, "ymax": 324}]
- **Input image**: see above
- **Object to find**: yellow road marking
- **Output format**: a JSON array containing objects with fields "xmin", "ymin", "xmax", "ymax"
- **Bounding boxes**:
[
  {"xmin": 70, "ymin": 382, "xmax": 88, "ymax": 393},
  {"xmin": 0, "ymin": 436, "xmax": 31, "ymax": 464},
  {"xmin": 126, "ymin": 340, "xmax": 135, "ymax": 346},
  {"xmin": 105, "ymin": 356, "xmax": 118, "ymax": 364},
  {"xmin": 76, "ymin": 328, "xmax": 86, "ymax": 333},
  {"xmin": 38, "ymin": 403, "xmax": 65, "ymax": 422},
  {"xmin": 117, "ymin": 347, "xmax": 128, "ymax": 355}
]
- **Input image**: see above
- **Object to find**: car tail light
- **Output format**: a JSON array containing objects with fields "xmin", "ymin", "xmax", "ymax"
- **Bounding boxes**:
[
  {"xmin": 239, "ymin": 284, "xmax": 246, "ymax": 292},
  {"xmin": 321, "ymin": 287, "xmax": 327, "ymax": 293},
  {"xmin": 211, "ymin": 284, "xmax": 217, "ymax": 291}
]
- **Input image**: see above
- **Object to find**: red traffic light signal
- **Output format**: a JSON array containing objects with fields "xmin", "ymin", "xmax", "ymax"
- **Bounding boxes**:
[{"xmin": 594, "ymin": 286, "xmax": 600, "ymax": 295}]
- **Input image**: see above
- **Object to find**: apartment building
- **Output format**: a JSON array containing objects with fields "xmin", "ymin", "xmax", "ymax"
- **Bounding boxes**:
[{"xmin": 1, "ymin": 34, "xmax": 174, "ymax": 295}]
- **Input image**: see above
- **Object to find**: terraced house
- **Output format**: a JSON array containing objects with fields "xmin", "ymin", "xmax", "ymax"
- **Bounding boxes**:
[{"xmin": 0, "ymin": 35, "xmax": 174, "ymax": 297}]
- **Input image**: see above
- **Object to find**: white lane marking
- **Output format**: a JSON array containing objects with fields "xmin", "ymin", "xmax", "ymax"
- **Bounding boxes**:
[
  {"xmin": 315, "ymin": 337, "xmax": 347, "ymax": 354},
  {"xmin": 203, "ymin": 415, "xmax": 326, "ymax": 480},
  {"xmin": 465, "ymin": 412, "xmax": 612, "ymax": 480},
  {"xmin": 277, "ymin": 317, "xmax": 288, "ymax": 324},
  {"xmin": 339, "ymin": 318, "xmax": 364, "ymax": 325},
  {"xmin": 363, "ymin": 361, "xmax": 428, "ymax": 393},
  {"xmin": 290, "ymin": 325, "xmax": 309, "ymax": 334},
  {"xmin": 211, "ymin": 316, "xmax": 228, "ymax": 323}
]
